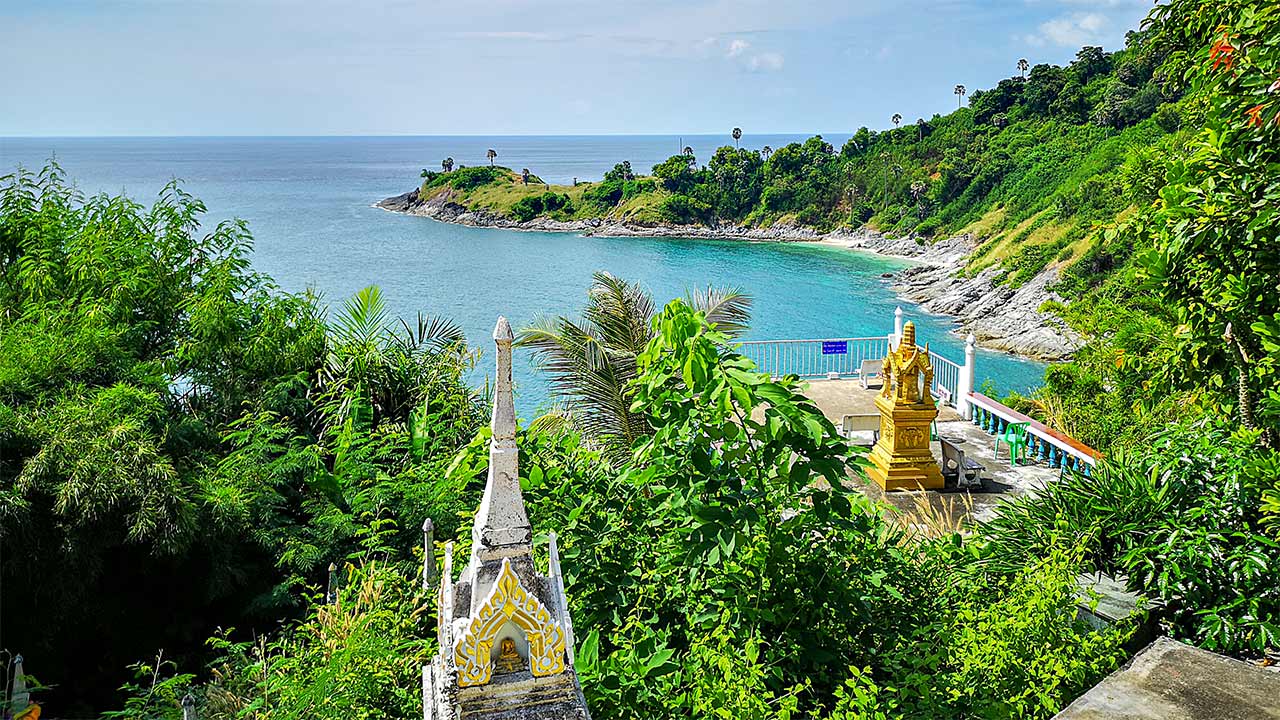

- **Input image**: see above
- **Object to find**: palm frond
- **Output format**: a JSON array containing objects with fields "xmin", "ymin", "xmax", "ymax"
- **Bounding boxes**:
[
  {"xmin": 333, "ymin": 285, "xmax": 390, "ymax": 347},
  {"xmin": 688, "ymin": 285, "xmax": 753, "ymax": 337},
  {"xmin": 398, "ymin": 312, "xmax": 465, "ymax": 351}
]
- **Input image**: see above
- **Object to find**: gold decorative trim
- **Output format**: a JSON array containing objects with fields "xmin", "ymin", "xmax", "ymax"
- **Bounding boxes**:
[{"xmin": 454, "ymin": 558, "xmax": 566, "ymax": 687}]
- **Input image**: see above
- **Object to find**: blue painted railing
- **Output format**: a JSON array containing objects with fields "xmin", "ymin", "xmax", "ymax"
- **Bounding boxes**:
[{"xmin": 967, "ymin": 392, "xmax": 1101, "ymax": 477}]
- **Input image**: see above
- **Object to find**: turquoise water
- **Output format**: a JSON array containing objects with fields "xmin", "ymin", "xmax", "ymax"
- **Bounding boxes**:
[{"xmin": 0, "ymin": 136, "xmax": 1045, "ymax": 412}]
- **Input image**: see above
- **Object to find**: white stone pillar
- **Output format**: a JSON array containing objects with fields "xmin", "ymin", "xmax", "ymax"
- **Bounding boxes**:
[
  {"xmin": 547, "ymin": 532, "xmax": 575, "ymax": 665},
  {"xmin": 11, "ymin": 655, "xmax": 30, "ymax": 711},
  {"xmin": 182, "ymin": 693, "xmax": 198, "ymax": 720},
  {"xmin": 893, "ymin": 306, "xmax": 905, "ymax": 348},
  {"xmin": 957, "ymin": 333, "xmax": 977, "ymax": 419}
]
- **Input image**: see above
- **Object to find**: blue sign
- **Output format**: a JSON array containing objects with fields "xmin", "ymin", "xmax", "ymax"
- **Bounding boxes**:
[{"xmin": 822, "ymin": 340, "xmax": 848, "ymax": 355}]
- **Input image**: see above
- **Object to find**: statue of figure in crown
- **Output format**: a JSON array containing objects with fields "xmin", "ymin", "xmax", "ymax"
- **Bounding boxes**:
[{"xmin": 867, "ymin": 321, "xmax": 944, "ymax": 491}]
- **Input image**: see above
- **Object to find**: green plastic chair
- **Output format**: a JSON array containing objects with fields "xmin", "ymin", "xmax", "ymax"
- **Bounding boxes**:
[{"xmin": 994, "ymin": 421, "xmax": 1030, "ymax": 466}]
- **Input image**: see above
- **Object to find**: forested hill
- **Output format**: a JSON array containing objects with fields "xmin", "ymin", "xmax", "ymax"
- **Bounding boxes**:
[{"xmin": 411, "ymin": 29, "xmax": 1183, "ymax": 297}]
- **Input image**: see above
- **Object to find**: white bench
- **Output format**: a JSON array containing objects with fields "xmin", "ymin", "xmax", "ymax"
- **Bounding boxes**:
[
  {"xmin": 841, "ymin": 413, "xmax": 881, "ymax": 445},
  {"xmin": 858, "ymin": 359, "xmax": 882, "ymax": 390}
]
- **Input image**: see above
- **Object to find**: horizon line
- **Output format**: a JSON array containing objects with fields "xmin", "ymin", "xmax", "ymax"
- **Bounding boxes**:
[{"xmin": 2, "ymin": 131, "xmax": 862, "ymax": 140}]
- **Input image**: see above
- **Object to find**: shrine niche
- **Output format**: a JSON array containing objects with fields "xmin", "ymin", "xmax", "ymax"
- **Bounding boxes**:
[
  {"xmin": 866, "ymin": 322, "xmax": 944, "ymax": 491},
  {"xmin": 453, "ymin": 558, "xmax": 567, "ymax": 687}
]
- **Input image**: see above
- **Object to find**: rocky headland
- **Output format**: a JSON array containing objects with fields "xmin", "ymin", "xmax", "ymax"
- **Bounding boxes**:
[{"xmin": 377, "ymin": 188, "xmax": 1082, "ymax": 362}]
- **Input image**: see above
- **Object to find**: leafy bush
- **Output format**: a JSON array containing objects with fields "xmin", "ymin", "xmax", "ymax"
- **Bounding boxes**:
[
  {"xmin": 977, "ymin": 420, "xmax": 1280, "ymax": 655},
  {"xmin": 510, "ymin": 192, "xmax": 573, "ymax": 222},
  {"xmin": 423, "ymin": 165, "xmax": 504, "ymax": 192}
]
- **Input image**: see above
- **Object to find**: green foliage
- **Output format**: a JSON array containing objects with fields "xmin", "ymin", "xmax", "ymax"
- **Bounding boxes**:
[
  {"xmin": 516, "ymin": 273, "xmax": 751, "ymax": 458},
  {"xmin": 0, "ymin": 166, "xmax": 483, "ymax": 710},
  {"xmin": 978, "ymin": 420, "xmax": 1280, "ymax": 655},
  {"xmin": 422, "ymin": 165, "xmax": 504, "ymax": 193},
  {"xmin": 1133, "ymin": 0, "xmax": 1280, "ymax": 446},
  {"xmin": 119, "ymin": 562, "xmax": 430, "ymax": 720},
  {"xmin": 103, "ymin": 653, "xmax": 196, "ymax": 720},
  {"xmin": 510, "ymin": 191, "xmax": 573, "ymax": 222}
]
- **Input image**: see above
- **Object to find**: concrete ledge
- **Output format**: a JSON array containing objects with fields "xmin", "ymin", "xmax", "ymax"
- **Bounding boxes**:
[{"xmin": 1055, "ymin": 637, "xmax": 1280, "ymax": 719}]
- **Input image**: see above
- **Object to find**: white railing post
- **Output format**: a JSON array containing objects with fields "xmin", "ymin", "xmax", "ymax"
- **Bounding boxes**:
[
  {"xmin": 893, "ymin": 306, "xmax": 904, "ymax": 348},
  {"xmin": 957, "ymin": 333, "xmax": 976, "ymax": 419}
]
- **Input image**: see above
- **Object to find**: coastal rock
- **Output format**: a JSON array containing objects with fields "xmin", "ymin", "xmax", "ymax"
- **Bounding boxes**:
[
  {"xmin": 377, "ymin": 188, "xmax": 1083, "ymax": 362},
  {"xmin": 893, "ymin": 259, "xmax": 1082, "ymax": 362}
]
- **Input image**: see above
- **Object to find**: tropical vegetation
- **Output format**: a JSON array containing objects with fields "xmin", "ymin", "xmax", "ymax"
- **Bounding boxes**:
[{"xmin": 2, "ymin": 0, "xmax": 1279, "ymax": 717}]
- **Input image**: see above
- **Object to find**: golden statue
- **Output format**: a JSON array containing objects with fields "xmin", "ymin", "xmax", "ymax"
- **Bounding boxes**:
[
  {"xmin": 866, "ymin": 322, "xmax": 944, "ymax": 490},
  {"xmin": 495, "ymin": 637, "xmax": 523, "ymax": 674}
]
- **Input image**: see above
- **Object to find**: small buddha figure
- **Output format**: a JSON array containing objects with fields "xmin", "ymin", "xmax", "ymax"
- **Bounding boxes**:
[{"xmin": 494, "ymin": 637, "xmax": 523, "ymax": 674}]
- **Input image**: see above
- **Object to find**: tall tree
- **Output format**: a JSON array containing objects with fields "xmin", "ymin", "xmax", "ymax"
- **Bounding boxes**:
[
  {"xmin": 916, "ymin": 118, "xmax": 926, "ymax": 141},
  {"xmin": 442, "ymin": 157, "xmax": 454, "ymax": 172},
  {"xmin": 761, "ymin": 145, "xmax": 772, "ymax": 161},
  {"xmin": 731, "ymin": 127, "xmax": 742, "ymax": 147},
  {"xmin": 954, "ymin": 84, "xmax": 967, "ymax": 107},
  {"xmin": 892, "ymin": 113, "xmax": 902, "ymax": 129},
  {"xmin": 1138, "ymin": 0, "xmax": 1280, "ymax": 448},
  {"xmin": 486, "ymin": 149, "xmax": 497, "ymax": 166},
  {"xmin": 1018, "ymin": 58, "xmax": 1030, "ymax": 78}
]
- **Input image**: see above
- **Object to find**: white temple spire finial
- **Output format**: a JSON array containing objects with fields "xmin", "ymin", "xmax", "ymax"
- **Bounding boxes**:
[
  {"xmin": 491, "ymin": 316, "xmax": 516, "ymax": 441},
  {"xmin": 470, "ymin": 316, "xmax": 531, "ymax": 564}
]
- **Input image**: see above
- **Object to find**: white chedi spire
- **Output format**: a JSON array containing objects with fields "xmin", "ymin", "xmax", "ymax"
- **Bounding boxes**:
[{"xmin": 471, "ymin": 316, "xmax": 531, "ymax": 555}]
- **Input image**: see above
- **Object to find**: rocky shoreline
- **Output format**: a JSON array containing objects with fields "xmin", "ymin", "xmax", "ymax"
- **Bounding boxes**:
[{"xmin": 377, "ymin": 189, "xmax": 1082, "ymax": 362}]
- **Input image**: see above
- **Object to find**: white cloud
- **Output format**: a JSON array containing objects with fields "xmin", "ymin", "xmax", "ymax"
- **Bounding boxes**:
[
  {"xmin": 748, "ymin": 51, "xmax": 784, "ymax": 71},
  {"xmin": 727, "ymin": 38, "xmax": 750, "ymax": 57},
  {"xmin": 1025, "ymin": 11, "xmax": 1110, "ymax": 47}
]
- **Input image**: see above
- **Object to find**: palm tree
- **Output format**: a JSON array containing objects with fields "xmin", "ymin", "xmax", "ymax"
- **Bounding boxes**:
[
  {"xmin": 517, "ymin": 272, "xmax": 751, "ymax": 456},
  {"xmin": 1017, "ymin": 58, "xmax": 1029, "ymax": 78},
  {"xmin": 731, "ymin": 127, "xmax": 742, "ymax": 147},
  {"xmin": 683, "ymin": 145, "xmax": 694, "ymax": 156},
  {"xmin": 320, "ymin": 286, "xmax": 471, "ymax": 445},
  {"xmin": 487, "ymin": 148, "xmax": 497, "ymax": 166},
  {"xmin": 761, "ymin": 145, "xmax": 772, "ymax": 161},
  {"xmin": 916, "ymin": 118, "xmax": 926, "ymax": 141},
  {"xmin": 892, "ymin": 113, "xmax": 902, "ymax": 129},
  {"xmin": 442, "ymin": 157, "xmax": 454, "ymax": 172},
  {"xmin": 521, "ymin": 168, "xmax": 530, "ymax": 185},
  {"xmin": 954, "ymin": 84, "xmax": 967, "ymax": 108}
]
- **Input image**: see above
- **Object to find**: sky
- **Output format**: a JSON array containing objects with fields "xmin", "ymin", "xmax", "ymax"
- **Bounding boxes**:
[{"xmin": 0, "ymin": 0, "xmax": 1154, "ymax": 136}]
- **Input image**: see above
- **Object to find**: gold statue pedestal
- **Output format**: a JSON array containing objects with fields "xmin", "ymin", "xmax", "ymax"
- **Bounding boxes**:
[
  {"xmin": 865, "ymin": 395, "xmax": 943, "ymax": 490},
  {"xmin": 864, "ymin": 321, "xmax": 944, "ymax": 491}
]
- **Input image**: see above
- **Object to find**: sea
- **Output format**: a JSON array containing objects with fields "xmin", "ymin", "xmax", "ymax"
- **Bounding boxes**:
[{"xmin": 0, "ymin": 135, "xmax": 1046, "ymax": 413}]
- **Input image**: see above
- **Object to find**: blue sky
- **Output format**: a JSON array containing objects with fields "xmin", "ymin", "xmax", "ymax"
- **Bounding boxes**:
[{"xmin": 0, "ymin": 0, "xmax": 1153, "ymax": 136}]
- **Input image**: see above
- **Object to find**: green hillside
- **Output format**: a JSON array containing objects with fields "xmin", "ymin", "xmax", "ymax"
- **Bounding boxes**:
[{"xmin": 423, "ymin": 29, "xmax": 1184, "ymax": 297}]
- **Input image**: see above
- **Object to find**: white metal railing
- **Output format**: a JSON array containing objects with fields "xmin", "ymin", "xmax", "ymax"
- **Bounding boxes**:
[
  {"xmin": 738, "ymin": 336, "xmax": 892, "ymax": 380},
  {"xmin": 930, "ymin": 350, "xmax": 961, "ymax": 404},
  {"xmin": 739, "ymin": 308, "xmax": 975, "ymax": 414},
  {"xmin": 967, "ymin": 392, "xmax": 1101, "ymax": 476}
]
